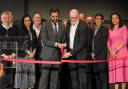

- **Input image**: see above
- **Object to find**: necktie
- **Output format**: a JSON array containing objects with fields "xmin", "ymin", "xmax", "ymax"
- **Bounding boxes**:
[
  {"xmin": 53, "ymin": 22, "xmax": 58, "ymax": 35},
  {"xmin": 53, "ymin": 23, "xmax": 59, "ymax": 42}
]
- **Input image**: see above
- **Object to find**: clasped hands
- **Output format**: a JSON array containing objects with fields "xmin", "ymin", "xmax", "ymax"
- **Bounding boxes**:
[
  {"xmin": 26, "ymin": 50, "xmax": 35, "ymax": 58},
  {"xmin": 110, "ymin": 50, "xmax": 118, "ymax": 59}
]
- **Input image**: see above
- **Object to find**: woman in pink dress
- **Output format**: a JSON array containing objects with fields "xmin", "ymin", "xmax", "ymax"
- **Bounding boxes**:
[{"xmin": 107, "ymin": 13, "xmax": 128, "ymax": 89}]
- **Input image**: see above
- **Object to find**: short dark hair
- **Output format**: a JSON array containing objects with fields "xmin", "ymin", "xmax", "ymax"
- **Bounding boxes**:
[
  {"xmin": 49, "ymin": 8, "xmax": 59, "ymax": 15},
  {"xmin": 94, "ymin": 13, "xmax": 104, "ymax": 20}
]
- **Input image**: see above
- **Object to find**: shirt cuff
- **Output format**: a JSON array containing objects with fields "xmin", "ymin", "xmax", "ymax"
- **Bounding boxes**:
[{"xmin": 55, "ymin": 42, "xmax": 58, "ymax": 47}]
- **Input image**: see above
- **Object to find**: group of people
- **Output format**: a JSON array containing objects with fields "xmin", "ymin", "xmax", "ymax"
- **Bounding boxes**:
[
  {"xmin": 0, "ymin": 11, "xmax": 42, "ymax": 89},
  {"xmin": 0, "ymin": 8, "xmax": 128, "ymax": 89}
]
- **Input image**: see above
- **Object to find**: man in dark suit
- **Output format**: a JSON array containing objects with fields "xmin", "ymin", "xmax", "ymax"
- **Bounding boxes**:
[
  {"xmin": 39, "ymin": 8, "xmax": 65, "ymax": 89},
  {"xmin": 63, "ymin": 9, "xmax": 92, "ymax": 89},
  {"xmin": 92, "ymin": 13, "xmax": 109, "ymax": 89}
]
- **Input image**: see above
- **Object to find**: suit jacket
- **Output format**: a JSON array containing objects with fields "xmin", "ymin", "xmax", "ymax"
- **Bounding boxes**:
[
  {"xmin": 65, "ymin": 20, "xmax": 90, "ymax": 59},
  {"xmin": 40, "ymin": 21, "xmax": 65, "ymax": 60},
  {"xmin": 93, "ymin": 25, "xmax": 108, "ymax": 72},
  {"xmin": 34, "ymin": 31, "xmax": 42, "ymax": 60}
]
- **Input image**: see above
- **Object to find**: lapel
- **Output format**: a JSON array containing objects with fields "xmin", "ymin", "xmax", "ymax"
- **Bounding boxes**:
[
  {"xmin": 67, "ymin": 21, "xmax": 71, "ymax": 37},
  {"xmin": 93, "ymin": 25, "xmax": 103, "ymax": 39},
  {"xmin": 48, "ymin": 21, "xmax": 55, "ymax": 34},
  {"xmin": 75, "ymin": 21, "xmax": 80, "ymax": 34},
  {"xmin": 68, "ymin": 21, "xmax": 80, "ymax": 36},
  {"xmin": 68, "ymin": 21, "xmax": 80, "ymax": 47},
  {"xmin": 58, "ymin": 22, "xmax": 62, "ymax": 38},
  {"xmin": 48, "ymin": 21, "xmax": 63, "ymax": 35},
  {"xmin": 74, "ymin": 21, "xmax": 80, "ymax": 41}
]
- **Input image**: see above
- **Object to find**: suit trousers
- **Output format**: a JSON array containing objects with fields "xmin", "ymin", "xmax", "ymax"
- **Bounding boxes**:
[
  {"xmin": 78, "ymin": 64, "xmax": 92, "ymax": 89},
  {"xmin": 39, "ymin": 64, "xmax": 60, "ymax": 89},
  {"xmin": 94, "ymin": 71, "xmax": 109, "ymax": 89}
]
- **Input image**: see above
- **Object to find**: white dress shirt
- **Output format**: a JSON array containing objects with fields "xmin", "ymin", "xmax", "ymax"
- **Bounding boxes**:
[
  {"xmin": 69, "ymin": 21, "xmax": 79, "ymax": 49},
  {"xmin": 2, "ymin": 24, "xmax": 10, "ymax": 30},
  {"xmin": 52, "ymin": 22, "xmax": 59, "ymax": 33},
  {"xmin": 33, "ymin": 25, "xmax": 41, "ymax": 38},
  {"xmin": 2, "ymin": 22, "xmax": 13, "ymax": 30},
  {"xmin": 51, "ymin": 22, "xmax": 59, "ymax": 47}
]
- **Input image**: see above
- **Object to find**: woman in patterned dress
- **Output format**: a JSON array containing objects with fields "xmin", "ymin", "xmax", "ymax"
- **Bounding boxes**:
[{"xmin": 14, "ymin": 15, "xmax": 37, "ymax": 89}]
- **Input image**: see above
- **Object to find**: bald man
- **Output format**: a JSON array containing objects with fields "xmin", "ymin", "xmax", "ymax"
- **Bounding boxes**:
[{"xmin": 63, "ymin": 9, "xmax": 92, "ymax": 89}]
